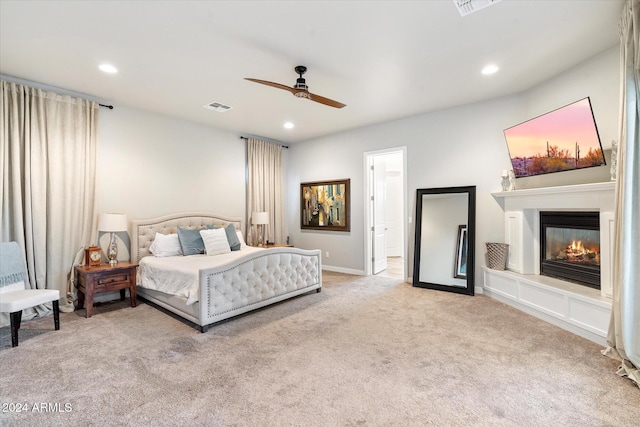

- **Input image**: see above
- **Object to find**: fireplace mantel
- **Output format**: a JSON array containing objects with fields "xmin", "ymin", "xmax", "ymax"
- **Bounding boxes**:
[
  {"xmin": 492, "ymin": 181, "xmax": 615, "ymax": 210},
  {"xmin": 485, "ymin": 182, "xmax": 615, "ymax": 345}
]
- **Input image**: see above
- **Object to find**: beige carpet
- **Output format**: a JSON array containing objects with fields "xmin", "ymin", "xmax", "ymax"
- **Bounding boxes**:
[{"xmin": 1, "ymin": 271, "xmax": 638, "ymax": 426}]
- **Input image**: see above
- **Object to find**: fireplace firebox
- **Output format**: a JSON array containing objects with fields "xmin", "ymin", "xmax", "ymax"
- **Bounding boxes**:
[{"xmin": 540, "ymin": 211, "xmax": 600, "ymax": 289}]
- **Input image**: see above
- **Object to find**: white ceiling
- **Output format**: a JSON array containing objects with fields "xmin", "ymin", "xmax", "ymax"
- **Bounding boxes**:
[{"xmin": 0, "ymin": 0, "xmax": 623, "ymax": 144}]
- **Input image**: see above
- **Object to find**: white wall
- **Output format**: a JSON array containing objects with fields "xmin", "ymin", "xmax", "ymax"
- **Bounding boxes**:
[
  {"xmin": 97, "ymin": 105, "xmax": 246, "ymax": 222},
  {"xmin": 286, "ymin": 45, "xmax": 619, "ymax": 284},
  {"xmin": 515, "ymin": 47, "xmax": 618, "ymax": 189},
  {"xmin": 287, "ymin": 95, "xmax": 522, "ymax": 278}
]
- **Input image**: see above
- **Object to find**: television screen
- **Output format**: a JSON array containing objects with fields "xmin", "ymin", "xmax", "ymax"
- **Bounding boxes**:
[{"xmin": 503, "ymin": 97, "xmax": 605, "ymax": 178}]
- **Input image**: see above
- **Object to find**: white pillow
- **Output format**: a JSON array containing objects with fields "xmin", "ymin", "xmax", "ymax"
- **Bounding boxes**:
[
  {"xmin": 149, "ymin": 232, "xmax": 183, "ymax": 257},
  {"xmin": 200, "ymin": 228, "xmax": 232, "ymax": 256},
  {"xmin": 236, "ymin": 230, "xmax": 247, "ymax": 248}
]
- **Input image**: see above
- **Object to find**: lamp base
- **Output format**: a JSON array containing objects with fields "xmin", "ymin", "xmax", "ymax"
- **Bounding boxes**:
[{"xmin": 107, "ymin": 232, "xmax": 119, "ymax": 265}]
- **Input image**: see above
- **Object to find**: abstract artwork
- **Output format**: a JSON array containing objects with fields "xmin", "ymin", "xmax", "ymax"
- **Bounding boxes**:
[{"xmin": 301, "ymin": 179, "xmax": 350, "ymax": 232}]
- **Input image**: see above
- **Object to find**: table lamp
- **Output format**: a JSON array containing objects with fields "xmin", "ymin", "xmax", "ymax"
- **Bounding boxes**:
[
  {"xmin": 98, "ymin": 213, "xmax": 128, "ymax": 265},
  {"xmin": 252, "ymin": 212, "xmax": 269, "ymax": 247}
]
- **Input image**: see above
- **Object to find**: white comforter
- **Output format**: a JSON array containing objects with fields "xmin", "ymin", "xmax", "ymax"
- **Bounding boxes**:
[{"xmin": 137, "ymin": 246, "xmax": 263, "ymax": 305}]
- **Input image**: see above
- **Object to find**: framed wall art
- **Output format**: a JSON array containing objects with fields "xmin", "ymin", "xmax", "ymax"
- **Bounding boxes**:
[{"xmin": 301, "ymin": 179, "xmax": 350, "ymax": 232}]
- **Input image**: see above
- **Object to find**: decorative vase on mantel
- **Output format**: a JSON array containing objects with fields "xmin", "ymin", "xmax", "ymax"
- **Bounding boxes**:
[{"xmin": 501, "ymin": 170, "xmax": 515, "ymax": 191}]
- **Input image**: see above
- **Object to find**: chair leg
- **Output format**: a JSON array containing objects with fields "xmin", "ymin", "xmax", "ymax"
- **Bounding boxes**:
[
  {"xmin": 9, "ymin": 310, "xmax": 22, "ymax": 348},
  {"xmin": 53, "ymin": 300, "xmax": 60, "ymax": 330}
]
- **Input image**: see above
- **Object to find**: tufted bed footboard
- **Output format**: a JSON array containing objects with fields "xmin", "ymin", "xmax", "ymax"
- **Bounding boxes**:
[
  {"xmin": 198, "ymin": 247, "xmax": 321, "ymax": 331},
  {"xmin": 130, "ymin": 212, "xmax": 322, "ymax": 331}
]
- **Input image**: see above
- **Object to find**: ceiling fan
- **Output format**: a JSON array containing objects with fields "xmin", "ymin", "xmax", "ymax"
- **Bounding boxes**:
[{"xmin": 245, "ymin": 66, "xmax": 346, "ymax": 109}]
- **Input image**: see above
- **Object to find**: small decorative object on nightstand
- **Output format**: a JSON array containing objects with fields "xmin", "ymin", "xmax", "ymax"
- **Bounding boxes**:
[
  {"xmin": 264, "ymin": 243, "xmax": 294, "ymax": 248},
  {"xmin": 98, "ymin": 213, "xmax": 128, "ymax": 265},
  {"xmin": 85, "ymin": 246, "xmax": 102, "ymax": 267},
  {"xmin": 74, "ymin": 262, "xmax": 138, "ymax": 318}
]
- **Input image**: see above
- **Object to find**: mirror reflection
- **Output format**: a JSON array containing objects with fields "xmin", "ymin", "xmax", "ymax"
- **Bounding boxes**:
[{"xmin": 413, "ymin": 186, "xmax": 475, "ymax": 295}]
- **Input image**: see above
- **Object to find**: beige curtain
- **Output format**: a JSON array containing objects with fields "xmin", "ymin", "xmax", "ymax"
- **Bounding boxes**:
[
  {"xmin": 602, "ymin": 0, "xmax": 640, "ymax": 387},
  {"xmin": 246, "ymin": 138, "xmax": 284, "ymax": 245},
  {"xmin": 0, "ymin": 80, "xmax": 98, "ymax": 326}
]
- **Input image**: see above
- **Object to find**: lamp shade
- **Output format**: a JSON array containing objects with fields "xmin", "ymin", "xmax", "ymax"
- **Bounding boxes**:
[
  {"xmin": 98, "ymin": 213, "xmax": 128, "ymax": 232},
  {"xmin": 252, "ymin": 212, "xmax": 269, "ymax": 225}
]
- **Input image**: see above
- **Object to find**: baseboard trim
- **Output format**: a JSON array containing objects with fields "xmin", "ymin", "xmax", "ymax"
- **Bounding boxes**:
[{"xmin": 323, "ymin": 265, "xmax": 365, "ymax": 275}]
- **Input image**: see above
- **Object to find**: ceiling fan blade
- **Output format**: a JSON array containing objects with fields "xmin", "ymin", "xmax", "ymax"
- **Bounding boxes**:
[
  {"xmin": 307, "ymin": 91, "xmax": 346, "ymax": 109},
  {"xmin": 244, "ymin": 78, "xmax": 295, "ymax": 94}
]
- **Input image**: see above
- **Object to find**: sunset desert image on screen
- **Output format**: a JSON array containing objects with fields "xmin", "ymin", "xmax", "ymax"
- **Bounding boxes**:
[{"xmin": 503, "ymin": 97, "xmax": 605, "ymax": 178}]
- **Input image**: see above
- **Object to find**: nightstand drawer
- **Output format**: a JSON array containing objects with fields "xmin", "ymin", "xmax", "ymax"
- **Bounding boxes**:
[{"xmin": 97, "ymin": 274, "xmax": 130, "ymax": 287}]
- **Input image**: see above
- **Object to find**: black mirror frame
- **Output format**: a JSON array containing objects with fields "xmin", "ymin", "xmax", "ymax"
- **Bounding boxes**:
[{"xmin": 412, "ymin": 185, "xmax": 476, "ymax": 296}]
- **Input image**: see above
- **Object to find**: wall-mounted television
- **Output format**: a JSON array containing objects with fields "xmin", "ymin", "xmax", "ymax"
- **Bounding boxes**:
[{"xmin": 503, "ymin": 97, "xmax": 605, "ymax": 178}]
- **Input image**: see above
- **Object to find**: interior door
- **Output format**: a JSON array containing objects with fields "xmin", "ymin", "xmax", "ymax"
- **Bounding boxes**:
[
  {"xmin": 373, "ymin": 157, "xmax": 387, "ymax": 274},
  {"xmin": 384, "ymin": 170, "xmax": 403, "ymax": 257}
]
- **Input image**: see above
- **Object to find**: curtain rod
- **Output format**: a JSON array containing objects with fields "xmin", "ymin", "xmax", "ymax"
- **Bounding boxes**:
[
  {"xmin": 99, "ymin": 103, "xmax": 114, "ymax": 109},
  {"xmin": 240, "ymin": 136, "xmax": 288, "ymax": 148}
]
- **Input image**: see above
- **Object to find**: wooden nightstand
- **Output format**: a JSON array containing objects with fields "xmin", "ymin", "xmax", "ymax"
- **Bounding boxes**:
[
  {"xmin": 74, "ymin": 262, "xmax": 138, "ymax": 318},
  {"xmin": 263, "ymin": 244, "xmax": 294, "ymax": 248}
]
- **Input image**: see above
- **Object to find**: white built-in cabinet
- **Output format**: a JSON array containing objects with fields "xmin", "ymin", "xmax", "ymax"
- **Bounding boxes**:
[{"xmin": 486, "ymin": 182, "xmax": 615, "ymax": 345}]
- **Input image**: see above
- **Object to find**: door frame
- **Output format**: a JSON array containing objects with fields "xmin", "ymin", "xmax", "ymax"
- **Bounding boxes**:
[{"xmin": 363, "ymin": 146, "xmax": 408, "ymax": 279}]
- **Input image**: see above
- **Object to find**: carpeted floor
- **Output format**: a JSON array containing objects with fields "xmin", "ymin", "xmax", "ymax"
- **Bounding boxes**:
[{"xmin": 0, "ymin": 271, "xmax": 638, "ymax": 426}]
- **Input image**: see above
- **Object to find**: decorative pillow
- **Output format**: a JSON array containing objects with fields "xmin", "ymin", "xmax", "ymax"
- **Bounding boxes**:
[
  {"xmin": 200, "ymin": 228, "xmax": 231, "ymax": 256},
  {"xmin": 149, "ymin": 233, "xmax": 182, "ymax": 257},
  {"xmin": 224, "ymin": 224, "xmax": 241, "ymax": 251},
  {"xmin": 177, "ymin": 227, "xmax": 207, "ymax": 256},
  {"xmin": 236, "ymin": 230, "xmax": 247, "ymax": 248}
]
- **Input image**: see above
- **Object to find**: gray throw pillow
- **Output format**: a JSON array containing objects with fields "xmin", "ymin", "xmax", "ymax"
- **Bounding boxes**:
[
  {"xmin": 224, "ymin": 224, "xmax": 241, "ymax": 251},
  {"xmin": 177, "ymin": 227, "xmax": 206, "ymax": 256}
]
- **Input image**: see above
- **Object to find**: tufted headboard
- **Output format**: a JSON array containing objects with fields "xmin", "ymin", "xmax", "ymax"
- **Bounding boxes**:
[{"xmin": 130, "ymin": 212, "xmax": 243, "ymax": 264}]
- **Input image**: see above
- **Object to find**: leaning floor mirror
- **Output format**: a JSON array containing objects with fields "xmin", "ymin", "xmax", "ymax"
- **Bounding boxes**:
[{"xmin": 412, "ymin": 186, "xmax": 476, "ymax": 295}]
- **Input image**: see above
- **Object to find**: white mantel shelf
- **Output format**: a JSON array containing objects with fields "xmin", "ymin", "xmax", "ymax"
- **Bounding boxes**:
[
  {"xmin": 485, "ymin": 181, "xmax": 615, "ymax": 346},
  {"xmin": 492, "ymin": 181, "xmax": 615, "ymax": 199}
]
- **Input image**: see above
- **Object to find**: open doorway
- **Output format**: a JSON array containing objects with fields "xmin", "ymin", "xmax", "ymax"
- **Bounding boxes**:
[{"xmin": 364, "ymin": 147, "xmax": 407, "ymax": 280}]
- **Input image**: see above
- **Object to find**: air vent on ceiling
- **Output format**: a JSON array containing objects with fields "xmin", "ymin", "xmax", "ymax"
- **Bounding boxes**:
[
  {"xmin": 203, "ymin": 101, "xmax": 232, "ymax": 112},
  {"xmin": 453, "ymin": 0, "xmax": 501, "ymax": 17}
]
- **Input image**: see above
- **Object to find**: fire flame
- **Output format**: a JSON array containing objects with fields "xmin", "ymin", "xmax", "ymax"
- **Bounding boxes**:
[
  {"xmin": 561, "ymin": 240, "xmax": 600, "ymax": 265},
  {"xmin": 571, "ymin": 240, "xmax": 584, "ymax": 252}
]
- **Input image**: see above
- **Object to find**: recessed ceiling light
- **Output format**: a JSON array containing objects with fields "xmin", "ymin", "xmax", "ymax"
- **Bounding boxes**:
[
  {"xmin": 482, "ymin": 64, "xmax": 499, "ymax": 75},
  {"xmin": 99, "ymin": 64, "xmax": 118, "ymax": 74},
  {"xmin": 284, "ymin": 122, "xmax": 294, "ymax": 129}
]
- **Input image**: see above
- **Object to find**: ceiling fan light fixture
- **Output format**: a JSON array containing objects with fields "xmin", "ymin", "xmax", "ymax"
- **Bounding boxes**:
[
  {"xmin": 284, "ymin": 122, "xmax": 295, "ymax": 129},
  {"xmin": 245, "ymin": 65, "xmax": 346, "ymax": 108}
]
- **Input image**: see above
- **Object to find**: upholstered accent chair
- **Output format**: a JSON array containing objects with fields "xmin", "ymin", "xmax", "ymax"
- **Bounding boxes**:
[{"xmin": 0, "ymin": 242, "xmax": 60, "ymax": 347}]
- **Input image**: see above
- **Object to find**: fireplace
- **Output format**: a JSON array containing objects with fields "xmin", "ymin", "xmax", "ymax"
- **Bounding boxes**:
[{"xmin": 540, "ymin": 211, "xmax": 600, "ymax": 289}]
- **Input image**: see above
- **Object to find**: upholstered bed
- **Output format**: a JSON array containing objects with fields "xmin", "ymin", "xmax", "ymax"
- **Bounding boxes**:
[{"xmin": 130, "ymin": 212, "xmax": 322, "ymax": 332}]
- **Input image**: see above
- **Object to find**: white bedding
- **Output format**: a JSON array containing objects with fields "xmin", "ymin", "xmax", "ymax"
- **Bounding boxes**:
[{"xmin": 138, "ymin": 246, "xmax": 263, "ymax": 305}]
